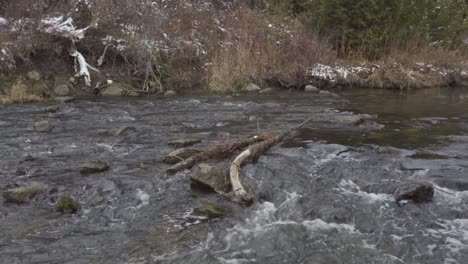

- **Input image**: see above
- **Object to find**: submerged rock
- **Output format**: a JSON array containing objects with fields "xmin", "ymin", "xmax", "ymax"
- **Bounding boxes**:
[
  {"xmin": 33, "ymin": 120, "xmax": 55, "ymax": 133},
  {"xmin": 243, "ymin": 83, "xmax": 261, "ymax": 93},
  {"xmin": 359, "ymin": 120, "xmax": 385, "ymax": 130},
  {"xmin": 334, "ymin": 115, "xmax": 363, "ymax": 125},
  {"xmin": 44, "ymin": 106, "xmax": 60, "ymax": 113},
  {"xmin": 192, "ymin": 202, "xmax": 228, "ymax": 218},
  {"xmin": 304, "ymin": 85, "xmax": 320, "ymax": 93},
  {"xmin": 115, "ymin": 126, "xmax": 136, "ymax": 136},
  {"xmin": 55, "ymin": 195, "xmax": 80, "ymax": 214},
  {"xmin": 2, "ymin": 184, "xmax": 44, "ymax": 203},
  {"xmin": 19, "ymin": 154, "xmax": 35, "ymax": 163},
  {"xmin": 80, "ymin": 161, "xmax": 110, "ymax": 175},
  {"xmin": 363, "ymin": 180, "xmax": 434, "ymax": 203},
  {"xmin": 168, "ymin": 138, "xmax": 202, "ymax": 148},
  {"xmin": 259, "ymin": 88, "xmax": 275, "ymax": 94},
  {"xmin": 191, "ymin": 163, "xmax": 231, "ymax": 193},
  {"xmin": 163, "ymin": 148, "xmax": 203, "ymax": 164},
  {"xmin": 54, "ymin": 96, "xmax": 75, "ymax": 103}
]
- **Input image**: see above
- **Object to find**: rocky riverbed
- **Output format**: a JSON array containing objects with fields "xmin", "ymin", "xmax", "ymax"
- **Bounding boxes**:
[{"xmin": 1, "ymin": 88, "xmax": 468, "ymax": 263}]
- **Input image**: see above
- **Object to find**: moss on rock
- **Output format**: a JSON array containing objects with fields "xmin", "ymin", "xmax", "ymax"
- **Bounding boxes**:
[
  {"xmin": 55, "ymin": 195, "xmax": 80, "ymax": 214},
  {"xmin": 192, "ymin": 202, "xmax": 228, "ymax": 218},
  {"xmin": 2, "ymin": 185, "xmax": 43, "ymax": 203}
]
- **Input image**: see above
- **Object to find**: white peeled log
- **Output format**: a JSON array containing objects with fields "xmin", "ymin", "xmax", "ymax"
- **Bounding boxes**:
[
  {"xmin": 229, "ymin": 149, "xmax": 252, "ymax": 202},
  {"xmin": 70, "ymin": 50, "xmax": 99, "ymax": 87},
  {"xmin": 97, "ymin": 45, "xmax": 109, "ymax": 67}
]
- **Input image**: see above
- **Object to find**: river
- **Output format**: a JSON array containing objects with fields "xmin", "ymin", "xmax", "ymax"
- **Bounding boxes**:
[{"xmin": 1, "ymin": 88, "xmax": 468, "ymax": 263}]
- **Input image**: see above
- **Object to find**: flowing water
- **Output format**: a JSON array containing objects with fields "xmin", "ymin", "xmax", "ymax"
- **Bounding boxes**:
[{"xmin": 1, "ymin": 88, "xmax": 468, "ymax": 263}]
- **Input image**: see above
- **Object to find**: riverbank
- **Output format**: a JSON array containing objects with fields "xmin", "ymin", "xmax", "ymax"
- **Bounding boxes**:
[{"xmin": 1, "ymin": 0, "xmax": 467, "ymax": 103}]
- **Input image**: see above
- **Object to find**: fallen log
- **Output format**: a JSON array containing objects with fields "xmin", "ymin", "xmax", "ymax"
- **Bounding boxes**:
[
  {"xmin": 230, "ymin": 118, "xmax": 312, "ymax": 203},
  {"xmin": 166, "ymin": 134, "xmax": 276, "ymax": 174}
]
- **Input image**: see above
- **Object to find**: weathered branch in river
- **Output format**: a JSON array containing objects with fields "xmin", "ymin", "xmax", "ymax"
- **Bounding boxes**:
[
  {"xmin": 166, "ymin": 134, "xmax": 276, "ymax": 174},
  {"xmin": 229, "ymin": 117, "xmax": 312, "ymax": 203}
]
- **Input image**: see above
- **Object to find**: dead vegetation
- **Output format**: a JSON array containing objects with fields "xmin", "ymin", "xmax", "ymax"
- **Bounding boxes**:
[
  {"xmin": 0, "ymin": 79, "xmax": 43, "ymax": 104},
  {"xmin": 0, "ymin": 0, "xmax": 467, "ymax": 99}
]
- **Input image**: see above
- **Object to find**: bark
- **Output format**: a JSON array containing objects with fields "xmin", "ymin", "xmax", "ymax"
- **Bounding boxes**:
[
  {"xmin": 229, "ymin": 117, "xmax": 312, "ymax": 203},
  {"xmin": 166, "ymin": 134, "xmax": 275, "ymax": 174}
]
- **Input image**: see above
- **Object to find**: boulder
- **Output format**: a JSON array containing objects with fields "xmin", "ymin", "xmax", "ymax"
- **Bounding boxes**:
[
  {"xmin": 259, "ymin": 88, "xmax": 275, "ymax": 94},
  {"xmin": 164, "ymin": 90, "xmax": 177, "ymax": 96},
  {"xmin": 363, "ymin": 180, "xmax": 434, "ymax": 204},
  {"xmin": 191, "ymin": 163, "xmax": 231, "ymax": 193},
  {"xmin": 168, "ymin": 138, "xmax": 202, "ymax": 148},
  {"xmin": 55, "ymin": 195, "xmax": 80, "ymax": 214},
  {"xmin": 44, "ymin": 106, "xmax": 60, "ymax": 113},
  {"xmin": 27, "ymin": 70, "xmax": 41, "ymax": 81},
  {"xmin": 163, "ymin": 148, "xmax": 203, "ymax": 164},
  {"xmin": 33, "ymin": 120, "xmax": 55, "ymax": 132},
  {"xmin": 192, "ymin": 202, "xmax": 228, "ymax": 218},
  {"xmin": 243, "ymin": 83, "xmax": 261, "ymax": 93},
  {"xmin": 304, "ymin": 85, "xmax": 319, "ymax": 93},
  {"xmin": 54, "ymin": 84, "xmax": 71, "ymax": 97},
  {"xmin": 2, "ymin": 184, "xmax": 44, "ymax": 203},
  {"xmin": 80, "ymin": 161, "xmax": 110, "ymax": 175},
  {"xmin": 101, "ymin": 84, "xmax": 126, "ymax": 96},
  {"xmin": 334, "ymin": 115, "xmax": 363, "ymax": 125}
]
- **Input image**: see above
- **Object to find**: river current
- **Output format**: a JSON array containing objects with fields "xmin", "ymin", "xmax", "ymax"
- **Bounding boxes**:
[{"xmin": 1, "ymin": 88, "xmax": 468, "ymax": 263}]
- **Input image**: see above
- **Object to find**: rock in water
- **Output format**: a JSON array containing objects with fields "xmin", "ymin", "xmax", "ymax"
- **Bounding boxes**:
[
  {"xmin": 192, "ymin": 202, "xmax": 228, "ymax": 218},
  {"xmin": 56, "ymin": 195, "xmax": 80, "ymax": 214},
  {"xmin": 168, "ymin": 138, "xmax": 202, "ymax": 148},
  {"xmin": 259, "ymin": 88, "xmax": 275, "ymax": 94},
  {"xmin": 163, "ymin": 148, "xmax": 203, "ymax": 164},
  {"xmin": 191, "ymin": 163, "xmax": 231, "ymax": 193},
  {"xmin": 33, "ymin": 120, "xmax": 55, "ymax": 132},
  {"xmin": 334, "ymin": 115, "xmax": 363, "ymax": 125},
  {"xmin": 363, "ymin": 180, "xmax": 434, "ymax": 203},
  {"xmin": 80, "ymin": 161, "xmax": 110, "ymax": 175},
  {"xmin": 2, "ymin": 185, "xmax": 43, "ymax": 203},
  {"xmin": 164, "ymin": 90, "xmax": 177, "ymax": 96},
  {"xmin": 243, "ymin": 83, "xmax": 261, "ymax": 93},
  {"xmin": 54, "ymin": 96, "xmax": 75, "ymax": 103},
  {"xmin": 304, "ymin": 85, "xmax": 320, "ymax": 93}
]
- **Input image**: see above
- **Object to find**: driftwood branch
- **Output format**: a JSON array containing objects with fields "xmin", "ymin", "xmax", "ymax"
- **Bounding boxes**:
[
  {"xmin": 166, "ymin": 134, "xmax": 275, "ymax": 174},
  {"xmin": 70, "ymin": 49, "xmax": 99, "ymax": 87},
  {"xmin": 229, "ymin": 117, "xmax": 312, "ymax": 203}
]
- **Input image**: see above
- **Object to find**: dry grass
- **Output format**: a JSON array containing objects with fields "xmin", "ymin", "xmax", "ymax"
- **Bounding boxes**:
[
  {"xmin": 207, "ymin": 9, "xmax": 334, "ymax": 93},
  {"xmin": 0, "ymin": 79, "xmax": 43, "ymax": 104}
]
